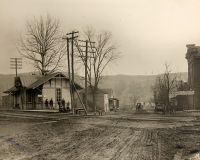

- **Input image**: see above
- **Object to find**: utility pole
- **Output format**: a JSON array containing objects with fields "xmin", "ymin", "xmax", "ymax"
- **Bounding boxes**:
[
  {"xmin": 10, "ymin": 58, "xmax": 22, "ymax": 77},
  {"xmin": 10, "ymin": 58, "xmax": 23, "ymax": 109},
  {"xmin": 66, "ymin": 38, "xmax": 72, "ymax": 113},
  {"xmin": 76, "ymin": 39, "xmax": 95, "ymax": 111},
  {"xmin": 71, "ymin": 33, "xmax": 75, "ymax": 115},
  {"xmin": 85, "ymin": 40, "xmax": 88, "ymax": 109},
  {"xmin": 63, "ymin": 31, "xmax": 78, "ymax": 114}
]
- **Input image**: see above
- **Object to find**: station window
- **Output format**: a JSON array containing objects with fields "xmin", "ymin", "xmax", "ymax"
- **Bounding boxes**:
[{"xmin": 56, "ymin": 88, "xmax": 62, "ymax": 102}]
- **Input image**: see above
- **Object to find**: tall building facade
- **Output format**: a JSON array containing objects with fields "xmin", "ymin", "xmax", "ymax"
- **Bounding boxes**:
[{"xmin": 186, "ymin": 44, "xmax": 200, "ymax": 109}]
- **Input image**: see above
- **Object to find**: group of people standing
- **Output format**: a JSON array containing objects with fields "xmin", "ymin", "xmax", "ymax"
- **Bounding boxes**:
[
  {"xmin": 45, "ymin": 98, "xmax": 70, "ymax": 112},
  {"xmin": 45, "ymin": 98, "xmax": 54, "ymax": 109}
]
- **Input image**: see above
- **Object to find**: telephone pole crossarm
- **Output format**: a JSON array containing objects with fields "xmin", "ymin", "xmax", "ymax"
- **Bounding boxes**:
[
  {"xmin": 10, "ymin": 58, "xmax": 22, "ymax": 77},
  {"xmin": 76, "ymin": 39, "xmax": 95, "ymax": 112},
  {"xmin": 66, "ymin": 31, "xmax": 79, "ymax": 35}
]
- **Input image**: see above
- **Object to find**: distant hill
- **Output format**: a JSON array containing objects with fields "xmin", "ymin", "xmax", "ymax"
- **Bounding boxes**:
[
  {"xmin": 99, "ymin": 72, "xmax": 188, "ymax": 105},
  {"xmin": 0, "ymin": 72, "xmax": 188, "ymax": 107}
]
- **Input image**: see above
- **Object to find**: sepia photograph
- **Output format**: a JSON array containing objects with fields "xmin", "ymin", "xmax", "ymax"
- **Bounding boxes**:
[{"xmin": 1, "ymin": 0, "xmax": 200, "ymax": 159}]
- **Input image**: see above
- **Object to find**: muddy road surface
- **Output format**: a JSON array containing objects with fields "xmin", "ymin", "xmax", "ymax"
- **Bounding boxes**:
[{"xmin": 0, "ymin": 112, "xmax": 200, "ymax": 160}]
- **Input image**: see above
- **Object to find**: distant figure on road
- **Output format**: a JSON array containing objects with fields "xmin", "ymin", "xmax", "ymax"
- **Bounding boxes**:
[
  {"xmin": 45, "ymin": 99, "xmax": 49, "ymax": 109},
  {"xmin": 50, "ymin": 98, "xmax": 53, "ymax": 109}
]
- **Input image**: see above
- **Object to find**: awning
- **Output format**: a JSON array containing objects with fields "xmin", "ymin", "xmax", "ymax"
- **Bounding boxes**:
[{"xmin": 3, "ymin": 86, "xmax": 19, "ymax": 94}]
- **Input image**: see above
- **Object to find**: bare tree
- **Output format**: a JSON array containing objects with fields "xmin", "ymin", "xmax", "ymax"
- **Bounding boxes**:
[
  {"xmin": 18, "ymin": 15, "xmax": 65, "ymax": 75},
  {"xmin": 75, "ymin": 28, "xmax": 120, "ymax": 112},
  {"xmin": 152, "ymin": 63, "xmax": 178, "ymax": 112}
]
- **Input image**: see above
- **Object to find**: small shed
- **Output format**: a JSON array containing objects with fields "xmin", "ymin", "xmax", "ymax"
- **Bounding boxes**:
[{"xmin": 75, "ymin": 87, "xmax": 113, "ymax": 112}]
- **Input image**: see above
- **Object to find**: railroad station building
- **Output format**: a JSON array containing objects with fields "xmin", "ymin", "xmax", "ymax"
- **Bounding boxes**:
[
  {"xmin": 3, "ymin": 72, "xmax": 118, "ymax": 113},
  {"xmin": 3, "ymin": 72, "xmax": 83, "ymax": 110}
]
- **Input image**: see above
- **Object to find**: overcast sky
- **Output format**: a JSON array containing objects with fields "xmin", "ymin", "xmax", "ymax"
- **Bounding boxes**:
[{"xmin": 1, "ymin": 0, "xmax": 200, "ymax": 75}]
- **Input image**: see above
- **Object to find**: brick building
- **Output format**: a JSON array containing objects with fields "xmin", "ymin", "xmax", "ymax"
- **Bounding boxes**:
[{"xmin": 186, "ymin": 44, "xmax": 200, "ymax": 109}]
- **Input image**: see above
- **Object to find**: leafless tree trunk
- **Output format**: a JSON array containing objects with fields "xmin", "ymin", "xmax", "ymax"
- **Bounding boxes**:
[
  {"xmin": 152, "ymin": 63, "xmax": 178, "ymax": 113},
  {"xmin": 75, "ymin": 28, "xmax": 120, "ymax": 113},
  {"xmin": 18, "ymin": 15, "xmax": 65, "ymax": 75}
]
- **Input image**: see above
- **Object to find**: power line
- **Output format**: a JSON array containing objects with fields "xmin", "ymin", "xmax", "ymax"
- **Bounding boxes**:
[
  {"xmin": 76, "ymin": 39, "xmax": 95, "ymax": 112},
  {"xmin": 63, "ymin": 31, "xmax": 84, "ymax": 115}
]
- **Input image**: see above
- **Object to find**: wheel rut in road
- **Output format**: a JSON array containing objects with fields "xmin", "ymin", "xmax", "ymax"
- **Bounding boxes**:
[{"xmin": 111, "ymin": 129, "xmax": 160, "ymax": 160}]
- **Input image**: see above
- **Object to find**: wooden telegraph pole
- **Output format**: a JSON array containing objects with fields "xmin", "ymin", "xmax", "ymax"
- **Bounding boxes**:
[
  {"xmin": 66, "ymin": 38, "xmax": 72, "ymax": 113},
  {"xmin": 77, "ymin": 39, "xmax": 95, "ymax": 111},
  {"xmin": 63, "ymin": 31, "xmax": 78, "ymax": 114},
  {"xmin": 10, "ymin": 58, "xmax": 22, "ymax": 108},
  {"xmin": 10, "ymin": 58, "xmax": 22, "ymax": 77},
  {"xmin": 63, "ymin": 32, "xmax": 95, "ymax": 115},
  {"xmin": 85, "ymin": 41, "xmax": 88, "ymax": 108}
]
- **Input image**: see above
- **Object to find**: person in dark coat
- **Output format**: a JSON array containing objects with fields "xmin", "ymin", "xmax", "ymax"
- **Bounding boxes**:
[
  {"xmin": 50, "ymin": 98, "xmax": 53, "ymax": 109},
  {"xmin": 58, "ymin": 101, "xmax": 62, "ymax": 112},
  {"xmin": 45, "ymin": 99, "xmax": 49, "ymax": 109},
  {"xmin": 61, "ymin": 99, "xmax": 66, "ymax": 112}
]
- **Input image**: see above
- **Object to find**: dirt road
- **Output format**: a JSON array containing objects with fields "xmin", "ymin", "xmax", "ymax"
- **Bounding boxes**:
[{"xmin": 0, "ymin": 112, "xmax": 200, "ymax": 160}]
